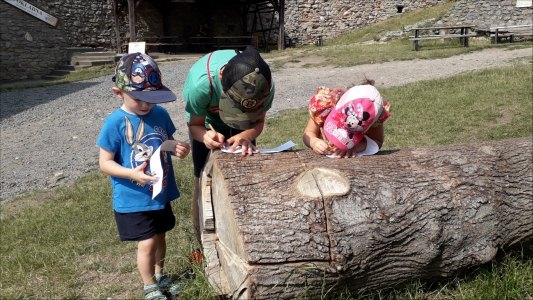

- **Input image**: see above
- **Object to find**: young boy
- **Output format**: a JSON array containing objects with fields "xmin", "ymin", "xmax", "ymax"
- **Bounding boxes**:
[{"xmin": 97, "ymin": 52, "xmax": 190, "ymax": 300}]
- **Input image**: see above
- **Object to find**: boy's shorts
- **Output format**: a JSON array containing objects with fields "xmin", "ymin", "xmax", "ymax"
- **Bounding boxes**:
[
  {"xmin": 190, "ymin": 127, "xmax": 255, "ymax": 178},
  {"xmin": 114, "ymin": 203, "xmax": 175, "ymax": 241}
]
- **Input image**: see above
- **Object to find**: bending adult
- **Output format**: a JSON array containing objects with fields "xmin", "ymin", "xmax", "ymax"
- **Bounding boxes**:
[{"xmin": 182, "ymin": 46, "xmax": 275, "ymax": 241}]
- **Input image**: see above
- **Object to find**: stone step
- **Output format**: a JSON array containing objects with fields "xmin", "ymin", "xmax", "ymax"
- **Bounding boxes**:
[
  {"xmin": 50, "ymin": 69, "xmax": 74, "ymax": 76},
  {"xmin": 66, "ymin": 47, "xmax": 106, "ymax": 53},
  {"xmin": 71, "ymin": 60, "xmax": 115, "ymax": 66},
  {"xmin": 42, "ymin": 74, "xmax": 65, "ymax": 80},
  {"xmin": 58, "ymin": 65, "xmax": 88, "ymax": 71}
]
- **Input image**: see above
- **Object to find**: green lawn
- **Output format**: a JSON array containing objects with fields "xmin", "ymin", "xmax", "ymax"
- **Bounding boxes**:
[{"xmin": 1, "ymin": 2, "xmax": 532, "ymax": 299}]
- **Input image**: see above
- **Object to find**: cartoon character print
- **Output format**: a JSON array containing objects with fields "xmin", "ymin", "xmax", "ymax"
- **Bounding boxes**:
[
  {"xmin": 115, "ymin": 53, "xmax": 163, "ymax": 92},
  {"xmin": 124, "ymin": 116, "xmax": 170, "ymax": 190},
  {"xmin": 343, "ymin": 102, "xmax": 370, "ymax": 139}
]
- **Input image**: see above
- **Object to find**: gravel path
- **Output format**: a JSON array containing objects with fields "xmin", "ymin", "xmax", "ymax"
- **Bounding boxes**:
[{"xmin": 1, "ymin": 47, "xmax": 531, "ymax": 201}]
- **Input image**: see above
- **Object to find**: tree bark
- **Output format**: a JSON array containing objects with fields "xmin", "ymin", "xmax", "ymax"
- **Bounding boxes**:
[{"xmin": 199, "ymin": 137, "xmax": 533, "ymax": 299}]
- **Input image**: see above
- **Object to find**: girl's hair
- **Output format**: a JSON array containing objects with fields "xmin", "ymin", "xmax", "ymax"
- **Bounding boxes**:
[
  {"xmin": 347, "ymin": 75, "xmax": 375, "ymax": 89},
  {"xmin": 360, "ymin": 77, "xmax": 375, "ymax": 86}
]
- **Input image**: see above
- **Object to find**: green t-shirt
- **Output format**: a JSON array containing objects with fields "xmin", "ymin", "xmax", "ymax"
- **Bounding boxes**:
[{"xmin": 182, "ymin": 50, "xmax": 275, "ymax": 130}]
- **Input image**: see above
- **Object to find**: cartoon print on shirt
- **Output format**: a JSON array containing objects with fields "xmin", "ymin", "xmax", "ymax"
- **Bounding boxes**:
[{"xmin": 124, "ymin": 116, "xmax": 170, "ymax": 190}]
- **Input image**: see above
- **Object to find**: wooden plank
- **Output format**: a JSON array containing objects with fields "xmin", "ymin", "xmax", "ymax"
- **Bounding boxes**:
[
  {"xmin": 409, "ymin": 34, "xmax": 478, "ymax": 41},
  {"xmin": 216, "ymin": 241, "xmax": 251, "ymax": 295},
  {"xmin": 200, "ymin": 151, "xmax": 215, "ymax": 233},
  {"xmin": 202, "ymin": 232, "xmax": 231, "ymax": 295},
  {"xmin": 410, "ymin": 25, "xmax": 474, "ymax": 31},
  {"xmin": 490, "ymin": 24, "xmax": 532, "ymax": 30}
]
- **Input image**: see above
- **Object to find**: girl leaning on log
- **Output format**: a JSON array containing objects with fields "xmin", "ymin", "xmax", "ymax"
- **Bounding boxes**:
[{"xmin": 303, "ymin": 79, "xmax": 391, "ymax": 158}]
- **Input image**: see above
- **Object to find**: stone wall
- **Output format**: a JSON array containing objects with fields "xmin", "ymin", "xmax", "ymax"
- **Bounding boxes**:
[
  {"xmin": 437, "ymin": 0, "xmax": 533, "ymax": 29},
  {"xmin": 282, "ymin": 0, "xmax": 452, "ymax": 45},
  {"xmin": 0, "ymin": 0, "xmax": 116, "ymax": 82},
  {"xmin": 1, "ymin": 0, "xmax": 531, "ymax": 82}
]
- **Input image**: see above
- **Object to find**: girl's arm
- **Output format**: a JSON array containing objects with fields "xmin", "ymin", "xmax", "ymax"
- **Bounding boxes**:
[
  {"xmin": 365, "ymin": 124, "xmax": 384, "ymax": 149},
  {"xmin": 303, "ymin": 119, "xmax": 331, "ymax": 155},
  {"xmin": 99, "ymin": 148, "xmax": 157, "ymax": 185}
]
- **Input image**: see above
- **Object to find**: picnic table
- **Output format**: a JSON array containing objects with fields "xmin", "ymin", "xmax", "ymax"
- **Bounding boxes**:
[
  {"xmin": 488, "ymin": 24, "xmax": 533, "ymax": 44},
  {"xmin": 409, "ymin": 25, "xmax": 476, "ymax": 51}
]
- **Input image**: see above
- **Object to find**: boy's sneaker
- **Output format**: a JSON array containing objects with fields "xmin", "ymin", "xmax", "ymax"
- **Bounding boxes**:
[
  {"xmin": 157, "ymin": 274, "xmax": 184, "ymax": 296},
  {"xmin": 182, "ymin": 266, "xmax": 196, "ymax": 280},
  {"xmin": 143, "ymin": 284, "xmax": 167, "ymax": 300}
]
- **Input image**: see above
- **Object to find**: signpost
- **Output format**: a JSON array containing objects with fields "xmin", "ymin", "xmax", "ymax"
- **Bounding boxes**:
[{"xmin": 3, "ymin": 0, "xmax": 58, "ymax": 27}]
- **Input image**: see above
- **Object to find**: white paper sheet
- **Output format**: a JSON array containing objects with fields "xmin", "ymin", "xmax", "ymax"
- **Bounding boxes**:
[
  {"xmin": 151, "ymin": 140, "xmax": 182, "ymax": 199},
  {"xmin": 327, "ymin": 135, "xmax": 379, "ymax": 158},
  {"xmin": 221, "ymin": 140, "xmax": 297, "ymax": 154}
]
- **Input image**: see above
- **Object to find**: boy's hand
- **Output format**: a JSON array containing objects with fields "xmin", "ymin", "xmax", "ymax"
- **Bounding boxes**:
[
  {"xmin": 226, "ymin": 135, "xmax": 259, "ymax": 156},
  {"xmin": 131, "ymin": 162, "xmax": 158, "ymax": 185},
  {"xmin": 174, "ymin": 141, "xmax": 191, "ymax": 159},
  {"xmin": 204, "ymin": 130, "xmax": 225, "ymax": 149}
]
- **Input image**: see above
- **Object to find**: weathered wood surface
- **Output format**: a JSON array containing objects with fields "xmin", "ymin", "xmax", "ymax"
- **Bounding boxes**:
[{"xmin": 200, "ymin": 137, "xmax": 533, "ymax": 299}]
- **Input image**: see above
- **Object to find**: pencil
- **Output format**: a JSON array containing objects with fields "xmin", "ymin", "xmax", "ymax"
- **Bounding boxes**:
[
  {"xmin": 208, "ymin": 123, "xmax": 217, "ymax": 134},
  {"xmin": 208, "ymin": 123, "xmax": 219, "ymax": 143}
]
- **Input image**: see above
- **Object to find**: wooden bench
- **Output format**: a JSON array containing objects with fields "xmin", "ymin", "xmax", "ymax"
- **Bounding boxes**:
[
  {"xmin": 409, "ymin": 25, "xmax": 476, "ymax": 51},
  {"xmin": 212, "ymin": 36, "xmax": 258, "ymax": 50},
  {"xmin": 489, "ymin": 25, "xmax": 533, "ymax": 44}
]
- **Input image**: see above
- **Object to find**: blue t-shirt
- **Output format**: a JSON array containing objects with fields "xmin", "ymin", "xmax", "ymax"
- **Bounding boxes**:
[{"xmin": 97, "ymin": 105, "xmax": 180, "ymax": 213}]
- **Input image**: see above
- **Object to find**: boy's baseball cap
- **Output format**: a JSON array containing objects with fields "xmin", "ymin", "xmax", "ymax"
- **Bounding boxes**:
[
  {"xmin": 219, "ymin": 46, "xmax": 272, "ymax": 130},
  {"xmin": 323, "ymin": 85, "xmax": 390, "ymax": 150},
  {"xmin": 112, "ymin": 52, "xmax": 176, "ymax": 103}
]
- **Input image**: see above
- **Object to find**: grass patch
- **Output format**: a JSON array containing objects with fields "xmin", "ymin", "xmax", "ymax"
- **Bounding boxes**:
[
  {"xmin": 1, "ymin": 2, "xmax": 532, "ymax": 299},
  {"xmin": 0, "ymin": 64, "xmax": 116, "ymax": 93},
  {"xmin": 2, "ymin": 60, "xmax": 531, "ymax": 299}
]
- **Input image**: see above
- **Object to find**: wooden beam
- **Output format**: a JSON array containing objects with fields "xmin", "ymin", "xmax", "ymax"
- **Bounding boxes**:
[
  {"xmin": 113, "ymin": 0, "xmax": 122, "ymax": 53},
  {"xmin": 278, "ymin": 0, "xmax": 284, "ymax": 50},
  {"xmin": 128, "ymin": 0, "xmax": 136, "ymax": 43}
]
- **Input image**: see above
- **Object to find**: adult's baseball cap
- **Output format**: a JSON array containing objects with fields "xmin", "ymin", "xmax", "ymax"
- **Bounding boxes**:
[
  {"xmin": 219, "ymin": 46, "xmax": 272, "ymax": 130},
  {"xmin": 323, "ymin": 85, "xmax": 390, "ymax": 150},
  {"xmin": 112, "ymin": 52, "xmax": 176, "ymax": 104}
]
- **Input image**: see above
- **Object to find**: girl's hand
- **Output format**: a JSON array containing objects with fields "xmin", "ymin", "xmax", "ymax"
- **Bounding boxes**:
[
  {"xmin": 131, "ymin": 162, "xmax": 158, "ymax": 184},
  {"xmin": 311, "ymin": 138, "xmax": 332, "ymax": 155},
  {"xmin": 174, "ymin": 142, "xmax": 191, "ymax": 159},
  {"xmin": 331, "ymin": 147, "xmax": 357, "ymax": 158}
]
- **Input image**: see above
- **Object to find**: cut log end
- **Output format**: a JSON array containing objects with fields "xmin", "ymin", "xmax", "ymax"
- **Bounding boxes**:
[{"xmin": 294, "ymin": 168, "xmax": 350, "ymax": 198}]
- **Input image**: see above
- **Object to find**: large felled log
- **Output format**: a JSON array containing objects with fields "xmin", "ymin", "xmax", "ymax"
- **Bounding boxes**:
[{"xmin": 199, "ymin": 137, "xmax": 532, "ymax": 299}]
